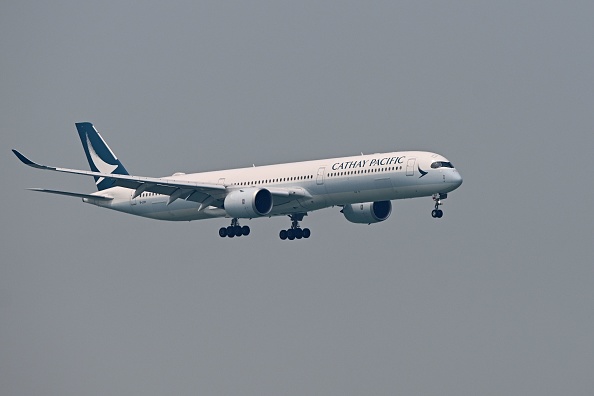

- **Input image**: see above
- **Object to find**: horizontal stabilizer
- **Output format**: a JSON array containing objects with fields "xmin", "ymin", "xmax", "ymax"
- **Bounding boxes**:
[{"xmin": 27, "ymin": 188, "xmax": 113, "ymax": 201}]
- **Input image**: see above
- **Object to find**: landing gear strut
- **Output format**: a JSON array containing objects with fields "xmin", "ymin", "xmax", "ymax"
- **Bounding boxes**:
[
  {"xmin": 279, "ymin": 213, "xmax": 311, "ymax": 240},
  {"xmin": 431, "ymin": 193, "xmax": 447, "ymax": 218},
  {"xmin": 219, "ymin": 218, "xmax": 250, "ymax": 238}
]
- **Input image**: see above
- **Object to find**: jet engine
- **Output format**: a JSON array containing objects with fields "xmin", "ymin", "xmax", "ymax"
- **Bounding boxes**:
[
  {"xmin": 342, "ymin": 201, "xmax": 392, "ymax": 224},
  {"xmin": 224, "ymin": 188, "xmax": 273, "ymax": 218}
]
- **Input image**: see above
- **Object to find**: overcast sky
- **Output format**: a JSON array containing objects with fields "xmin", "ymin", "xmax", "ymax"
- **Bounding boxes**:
[{"xmin": 2, "ymin": 1, "xmax": 594, "ymax": 395}]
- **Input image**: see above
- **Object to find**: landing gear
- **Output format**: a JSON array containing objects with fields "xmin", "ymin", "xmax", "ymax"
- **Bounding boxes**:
[
  {"xmin": 279, "ymin": 213, "xmax": 311, "ymax": 241},
  {"xmin": 431, "ymin": 193, "xmax": 446, "ymax": 218},
  {"xmin": 219, "ymin": 218, "xmax": 251, "ymax": 238}
]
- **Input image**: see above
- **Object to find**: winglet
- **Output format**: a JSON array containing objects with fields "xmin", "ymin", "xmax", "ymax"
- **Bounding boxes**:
[{"xmin": 12, "ymin": 149, "xmax": 55, "ymax": 170}]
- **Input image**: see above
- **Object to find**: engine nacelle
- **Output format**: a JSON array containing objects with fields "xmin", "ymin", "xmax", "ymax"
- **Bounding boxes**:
[
  {"xmin": 224, "ymin": 188, "xmax": 273, "ymax": 218},
  {"xmin": 342, "ymin": 201, "xmax": 392, "ymax": 224}
]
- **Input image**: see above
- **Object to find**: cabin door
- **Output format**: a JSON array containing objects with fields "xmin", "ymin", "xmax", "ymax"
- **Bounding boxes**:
[{"xmin": 406, "ymin": 158, "xmax": 416, "ymax": 176}]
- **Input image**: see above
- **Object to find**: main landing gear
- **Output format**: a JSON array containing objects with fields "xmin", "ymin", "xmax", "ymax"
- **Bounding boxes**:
[
  {"xmin": 431, "ymin": 193, "xmax": 447, "ymax": 218},
  {"xmin": 219, "ymin": 218, "xmax": 251, "ymax": 238},
  {"xmin": 279, "ymin": 213, "xmax": 311, "ymax": 241}
]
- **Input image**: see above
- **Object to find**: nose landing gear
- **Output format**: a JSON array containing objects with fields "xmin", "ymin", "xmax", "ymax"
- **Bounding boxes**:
[
  {"xmin": 219, "ymin": 218, "xmax": 251, "ymax": 238},
  {"xmin": 431, "ymin": 193, "xmax": 447, "ymax": 218},
  {"xmin": 279, "ymin": 213, "xmax": 311, "ymax": 240}
]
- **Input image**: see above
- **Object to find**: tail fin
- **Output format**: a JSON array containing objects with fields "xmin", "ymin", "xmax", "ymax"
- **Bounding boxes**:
[{"xmin": 76, "ymin": 122, "xmax": 129, "ymax": 191}]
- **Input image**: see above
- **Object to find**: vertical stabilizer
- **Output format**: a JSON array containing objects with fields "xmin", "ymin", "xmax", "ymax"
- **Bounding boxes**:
[{"xmin": 75, "ymin": 122, "xmax": 129, "ymax": 191}]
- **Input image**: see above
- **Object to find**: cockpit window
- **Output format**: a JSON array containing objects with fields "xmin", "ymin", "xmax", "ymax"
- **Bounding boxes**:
[{"xmin": 430, "ymin": 161, "xmax": 454, "ymax": 169}]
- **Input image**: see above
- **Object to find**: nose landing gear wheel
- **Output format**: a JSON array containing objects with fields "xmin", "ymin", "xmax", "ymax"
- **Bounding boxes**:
[
  {"xmin": 431, "ymin": 193, "xmax": 447, "ymax": 219},
  {"xmin": 431, "ymin": 209, "xmax": 443, "ymax": 218}
]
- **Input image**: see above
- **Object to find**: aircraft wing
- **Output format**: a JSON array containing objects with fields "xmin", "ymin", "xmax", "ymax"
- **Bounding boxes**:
[{"xmin": 13, "ymin": 150, "xmax": 310, "ymax": 208}]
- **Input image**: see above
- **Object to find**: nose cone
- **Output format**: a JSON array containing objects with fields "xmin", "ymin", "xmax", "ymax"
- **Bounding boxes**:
[{"xmin": 450, "ymin": 171, "xmax": 463, "ymax": 189}]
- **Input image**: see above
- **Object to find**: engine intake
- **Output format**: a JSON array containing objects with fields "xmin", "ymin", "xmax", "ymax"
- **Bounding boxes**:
[
  {"xmin": 224, "ymin": 188, "xmax": 273, "ymax": 218},
  {"xmin": 342, "ymin": 201, "xmax": 392, "ymax": 224}
]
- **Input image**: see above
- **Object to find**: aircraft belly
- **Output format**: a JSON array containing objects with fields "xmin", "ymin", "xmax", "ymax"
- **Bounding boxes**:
[
  {"xmin": 146, "ymin": 207, "xmax": 226, "ymax": 221},
  {"xmin": 126, "ymin": 197, "xmax": 225, "ymax": 221},
  {"xmin": 325, "ymin": 188, "xmax": 397, "ymax": 206},
  {"xmin": 297, "ymin": 199, "xmax": 327, "ymax": 212},
  {"xmin": 393, "ymin": 184, "xmax": 443, "ymax": 199}
]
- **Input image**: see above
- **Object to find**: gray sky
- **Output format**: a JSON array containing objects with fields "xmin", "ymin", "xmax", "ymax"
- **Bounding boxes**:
[{"xmin": 2, "ymin": 1, "xmax": 593, "ymax": 395}]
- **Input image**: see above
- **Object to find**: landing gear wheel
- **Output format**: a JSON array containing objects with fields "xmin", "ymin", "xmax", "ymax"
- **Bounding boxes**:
[
  {"xmin": 226, "ymin": 225, "xmax": 235, "ymax": 238},
  {"xmin": 220, "ymin": 218, "xmax": 251, "ymax": 238},
  {"xmin": 280, "ymin": 213, "xmax": 310, "ymax": 241},
  {"xmin": 431, "ymin": 193, "xmax": 447, "ymax": 219}
]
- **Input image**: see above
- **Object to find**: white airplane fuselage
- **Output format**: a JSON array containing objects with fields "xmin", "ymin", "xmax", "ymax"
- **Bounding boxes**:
[{"xmin": 90, "ymin": 150, "xmax": 462, "ymax": 221}]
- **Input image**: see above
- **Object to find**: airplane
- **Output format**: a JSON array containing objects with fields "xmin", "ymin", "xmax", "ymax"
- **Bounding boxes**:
[{"xmin": 13, "ymin": 122, "xmax": 463, "ymax": 240}]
